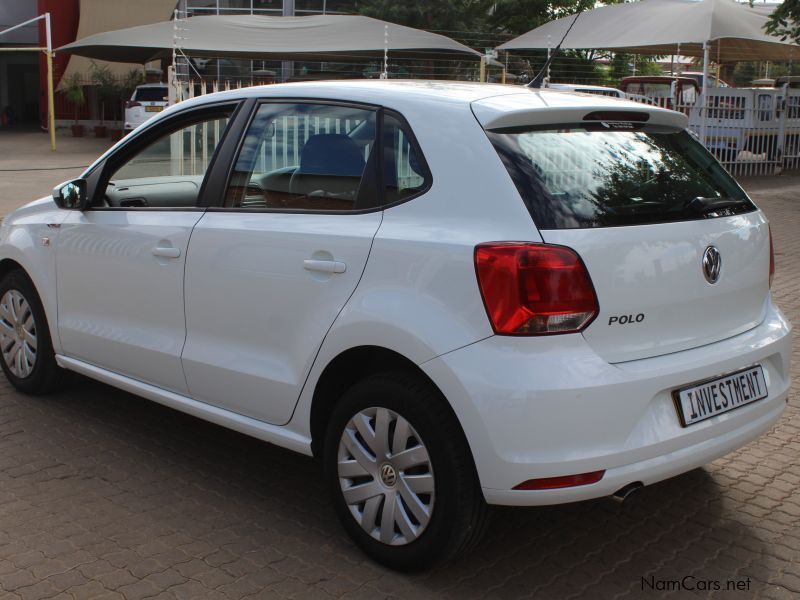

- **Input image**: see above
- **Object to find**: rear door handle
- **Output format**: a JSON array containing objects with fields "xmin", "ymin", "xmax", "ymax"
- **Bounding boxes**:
[
  {"xmin": 151, "ymin": 246, "xmax": 181, "ymax": 259},
  {"xmin": 303, "ymin": 259, "xmax": 346, "ymax": 274}
]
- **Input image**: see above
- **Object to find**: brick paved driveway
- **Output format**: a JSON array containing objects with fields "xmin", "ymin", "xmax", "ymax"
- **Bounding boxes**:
[{"xmin": 0, "ymin": 181, "xmax": 798, "ymax": 599}]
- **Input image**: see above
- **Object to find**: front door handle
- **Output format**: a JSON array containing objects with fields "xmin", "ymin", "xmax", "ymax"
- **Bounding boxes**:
[
  {"xmin": 303, "ymin": 259, "xmax": 346, "ymax": 274},
  {"xmin": 152, "ymin": 246, "xmax": 181, "ymax": 259}
]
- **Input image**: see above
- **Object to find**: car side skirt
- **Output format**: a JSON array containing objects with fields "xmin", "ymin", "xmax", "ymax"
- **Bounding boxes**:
[{"xmin": 55, "ymin": 355, "xmax": 313, "ymax": 456}]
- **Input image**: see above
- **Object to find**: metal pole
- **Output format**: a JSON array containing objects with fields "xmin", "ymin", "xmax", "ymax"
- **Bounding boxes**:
[
  {"xmin": 701, "ymin": 41, "xmax": 709, "ymax": 146},
  {"xmin": 0, "ymin": 13, "xmax": 56, "ymax": 150},
  {"xmin": 479, "ymin": 56, "xmax": 486, "ymax": 83},
  {"xmin": 546, "ymin": 36, "xmax": 551, "ymax": 85},
  {"xmin": 45, "ymin": 13, "xmax": 55, "ymax": 151},
  {"xmin": 0, "ymin": 14, "xmax": 47, "ymax": 37},
  {"xmin": 381, "ymin": 25, "xmax": 388, "ymax": 79},
  {"xmin": 281, "ymin": 0, "xmax": 294, "ymax": 82}
]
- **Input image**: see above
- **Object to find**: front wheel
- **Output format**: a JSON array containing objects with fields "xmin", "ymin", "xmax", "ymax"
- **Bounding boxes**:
[
  {"xmin": 323, "ymin": 371, "xmax": 487, "ymax": 570},
  {"xmin": 0, "ymin": 269, "xmax": 69, "ymax": 394}
]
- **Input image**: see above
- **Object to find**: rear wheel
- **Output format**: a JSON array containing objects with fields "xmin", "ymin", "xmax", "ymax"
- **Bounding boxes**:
[
  {"xmin": 0, "ymin": 269, "xmax": 68, "ymax": 394},
  {"xmin": 323, "ymin": 371, "xmax": 487, "ymax": 570}
]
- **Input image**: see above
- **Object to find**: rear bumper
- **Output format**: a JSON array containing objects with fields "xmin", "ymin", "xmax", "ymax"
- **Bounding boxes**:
[{"xmin": 421, "ymin": 299, "xmax": 791, "ymax": 506}]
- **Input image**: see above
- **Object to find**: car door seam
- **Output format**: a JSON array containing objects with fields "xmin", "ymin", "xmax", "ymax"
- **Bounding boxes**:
[
  {"xmin": 178, "ymin": 209, "xmax": 208, "ymax": 394},
  {"xmin": 282, "ymin": 209, "xmax": 385, "ymax": 426}
]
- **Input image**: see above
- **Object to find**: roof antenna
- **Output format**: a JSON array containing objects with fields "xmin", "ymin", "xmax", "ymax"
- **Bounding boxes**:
[{"xmin": 528, "ymin": 11, "xmax": 582, "ymax": 88}]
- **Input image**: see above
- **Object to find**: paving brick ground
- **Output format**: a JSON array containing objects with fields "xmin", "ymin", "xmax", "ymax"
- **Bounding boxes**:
[{"xmin": 0, "ymin": 133, "xmax": 798, "ymax": 598}]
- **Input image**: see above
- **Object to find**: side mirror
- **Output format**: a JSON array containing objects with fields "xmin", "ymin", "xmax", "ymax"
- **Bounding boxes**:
[{"xmin": 52, "ymin": 179, "xmax": 88, "ymax": 210}]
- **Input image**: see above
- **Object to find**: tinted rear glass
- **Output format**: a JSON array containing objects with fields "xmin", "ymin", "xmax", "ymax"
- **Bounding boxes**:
[
  {"xmin": 134, "ymin": 87, "xmax": 168, "ymax": 102},
  {"xmin": 487, "ymin": 127, "xmax": 756, "ymax": 229}
]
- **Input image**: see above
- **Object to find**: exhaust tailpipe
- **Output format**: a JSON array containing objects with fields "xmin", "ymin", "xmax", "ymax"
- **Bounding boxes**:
[{"xmin": 611, "ymin": 482, "xmax": 644, "ymax": 505}]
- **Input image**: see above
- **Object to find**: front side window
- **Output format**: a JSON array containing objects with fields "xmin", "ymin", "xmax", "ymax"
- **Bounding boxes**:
[
  {"xmin": 488, "ymin": 126, "xmax": 755, "ymax": 229},
  {"xmin": 99, "ymin": 109, "xmax": 233, "ymax": 208},
  {"xmin": 226, "ymin": 103, "xmax": 376, "ymax": 211}
]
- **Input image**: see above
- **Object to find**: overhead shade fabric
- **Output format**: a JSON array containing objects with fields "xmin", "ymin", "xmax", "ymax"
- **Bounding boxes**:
[
  {"xmin": 497, "ymin": 0, "xmax": 800, "ymax": 63},
  {"xmin": 58, "ymin": 14, "xmax": 481, "ymax": 63},
  {"xmin": 61, "ymin": 0, "xmax": 176, "ymax": 81}
]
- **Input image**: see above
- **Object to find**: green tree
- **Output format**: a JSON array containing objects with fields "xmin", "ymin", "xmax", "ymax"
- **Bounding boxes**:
[
  {"xmin": 356, "ymin": 0, "xmax": 493, "ymax": 33},
  {"xmin": 90, "ymin": 62, "xmax": 120, "ymax": 124},
  {"xmin": 63, "ymin": 72, "xmax": 85, "ymax": 125},
  {"xmin": 765, "ymin": 0, "xmax": 800, "ymax": 43},
  {"xmin": 486, "ymin": 0, "xmax": 596, "ymax": 36}
]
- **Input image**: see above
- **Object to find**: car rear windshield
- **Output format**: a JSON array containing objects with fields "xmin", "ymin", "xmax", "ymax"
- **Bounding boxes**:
[
  {"xmin": 487, "ymin": 126, "xmax": 756, "ymax": 229},
  {"xmin": 134, "ymin": 87, "xmax": 168, "ymax": 102}
]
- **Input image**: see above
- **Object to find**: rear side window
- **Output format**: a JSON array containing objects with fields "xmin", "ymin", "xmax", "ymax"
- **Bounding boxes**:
[
  {"xmin": 225, "ymin": 102, "xmax": 376, "ymax": 211},
  {"xmin": 134, "ymin": 87, "xmax": 168, "ymax": 102},
  {"xmin": 383, "ymin": 112, "xmax": 430, "ymax": 204},
  {"xmin": 487, "ymin": 127, "xmax": 756, "ymax": 229}
]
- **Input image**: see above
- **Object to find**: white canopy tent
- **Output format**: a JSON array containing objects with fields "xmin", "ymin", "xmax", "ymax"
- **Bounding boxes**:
[
  {"xmin": 497, "ymin": 0, "xmax": 797, "ymax": 62},
  {"xmin": 498, "ymin": 0, "xmax": 800, "ymax": 141},
  {"xmin": 58, "ymin": 14, "xmax": 481, "ymax": 64}
]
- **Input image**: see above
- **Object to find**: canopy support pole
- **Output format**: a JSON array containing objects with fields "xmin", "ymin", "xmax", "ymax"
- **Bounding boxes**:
[
  {"xmin": 45, "ymin": 13, "xmax": 55, "ymax": 152},
  {"xmin": 701, "ymin": 40, "xmax": 709, "ymax": 146}
]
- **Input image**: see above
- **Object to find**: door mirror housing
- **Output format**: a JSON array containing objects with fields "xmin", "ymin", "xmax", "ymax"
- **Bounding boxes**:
[{"xmin": 52, "ymin": 179, "xmax": 88, "ymax": 210}]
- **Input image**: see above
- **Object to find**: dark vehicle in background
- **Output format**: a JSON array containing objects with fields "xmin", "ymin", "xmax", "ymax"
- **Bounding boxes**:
[
  {"xmin": 680, "ymin": 71, "xmax": 730, "ymax": 89},
  {"xmin": 619, "ymin": 76, "xmax": 700, "ymax": 110}
]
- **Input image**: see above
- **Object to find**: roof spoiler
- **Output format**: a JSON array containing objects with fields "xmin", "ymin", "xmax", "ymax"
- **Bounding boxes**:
[{"xmin": 471, "ymin": 97, "xmax": 689, "ymax": 131}]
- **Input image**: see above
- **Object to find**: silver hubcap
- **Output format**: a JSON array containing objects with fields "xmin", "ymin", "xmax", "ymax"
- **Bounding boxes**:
[
  {"xmin": 0, "ymin": 290, "xmax": 37, "ymax": 378},
  {"xmin": 337, "ymin": 407, "xmax": 435, "ymax": 546}
]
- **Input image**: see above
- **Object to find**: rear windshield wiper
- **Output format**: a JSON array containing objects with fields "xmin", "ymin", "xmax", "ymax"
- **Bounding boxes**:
[
  {"xmin": 685, "ymin": 196, "xmax": 751, "ymax": 214},
  {"xmin": 604, "ymin": 200, "xmax": 671, "ymax": 215}
]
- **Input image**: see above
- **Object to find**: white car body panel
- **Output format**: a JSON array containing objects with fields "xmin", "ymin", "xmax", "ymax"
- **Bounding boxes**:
[
  {"xmin": 56, "ymin": 210, "xmax": 203, "ymax": 393},
  {"xmin": 422, "ymin": 300, "xmax": 790, "ymax": 500},
  {"xmin": 0, "ymin": 197, "xmax": 69, "ymax": 353},
  {"xmin": 545, "ymin": 212, "xmax": 772, "ymax": 363},
  {"xmin": 56, "ymin": 354, "xmax": 312, "ymax": 455},
  {"xmin": 182, "ymin": 210, "xmax": 382, "ymax": 425},
  {"xmin": 0, "ymin": 81, "xmax": 790, "ymax": 509}
]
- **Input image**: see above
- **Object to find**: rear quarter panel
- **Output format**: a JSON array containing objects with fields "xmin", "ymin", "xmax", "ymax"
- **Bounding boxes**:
[{"xmin": 288, "ymin": 98, "xmax": 544, "ymax": 435}]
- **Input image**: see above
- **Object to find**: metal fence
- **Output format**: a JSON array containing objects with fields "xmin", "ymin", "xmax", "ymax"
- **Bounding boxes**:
[
  {"xmin": 625, "ymin": 87, "xmax": 800, "ymax": 177},
  {"xmin": 171, "ymin": 78, "xmax": 800, "ymax": 179}
]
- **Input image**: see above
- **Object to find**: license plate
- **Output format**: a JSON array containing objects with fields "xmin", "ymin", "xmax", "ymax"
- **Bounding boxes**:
[
  {"xmin": 145, "ymin": 106, "xmax": 162, "ymax": 112},
  {"xmin": 673, "ymin": 365, "xmax": 767, "ymax": 427}
]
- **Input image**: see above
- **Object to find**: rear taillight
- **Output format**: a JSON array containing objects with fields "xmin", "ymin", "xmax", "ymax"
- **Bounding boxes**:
[
  {"xmin": 769, "ymin": 226, "xmax": 775, "ymax": 289},
  {"xmin": 125, "ymin": 100, "xmax": 141, "ymax": 109},
  {"xmin": 474, "ymin": 242, "xmax": 598, "ymax": 335}
]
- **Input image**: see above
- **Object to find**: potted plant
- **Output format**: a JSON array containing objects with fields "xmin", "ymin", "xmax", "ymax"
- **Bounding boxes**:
[
  {"xmin": 63, "ymin": 72, "xmax": 85, "ymax": 137},
  {"xmin": 90, "ymin": 62, "xmax": 118, "ymax": 138}
]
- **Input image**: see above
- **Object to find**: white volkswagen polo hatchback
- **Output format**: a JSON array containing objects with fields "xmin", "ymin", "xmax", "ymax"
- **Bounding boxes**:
[{"xmin": 0, "ymin": 81, "xmax": 790, "ymax": 569}]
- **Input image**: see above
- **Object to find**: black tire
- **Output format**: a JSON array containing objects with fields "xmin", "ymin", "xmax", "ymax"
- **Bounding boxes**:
[
  {"xmin": 323, "ymin": 370, "xmax": 488, "ymax": 570},
  {"xmin": 0, "ymin": 269, "xmax": 69, "ymax": 394}
]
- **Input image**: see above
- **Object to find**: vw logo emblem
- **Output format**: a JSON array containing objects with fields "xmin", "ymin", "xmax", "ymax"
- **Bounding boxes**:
[
  {"xmin": 702, "ymin": 246, "xmax": 722, "ymax": 284},
  {"xmin": 379, "ymin": 463, "xmax": 397, "ymax": 487}
]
